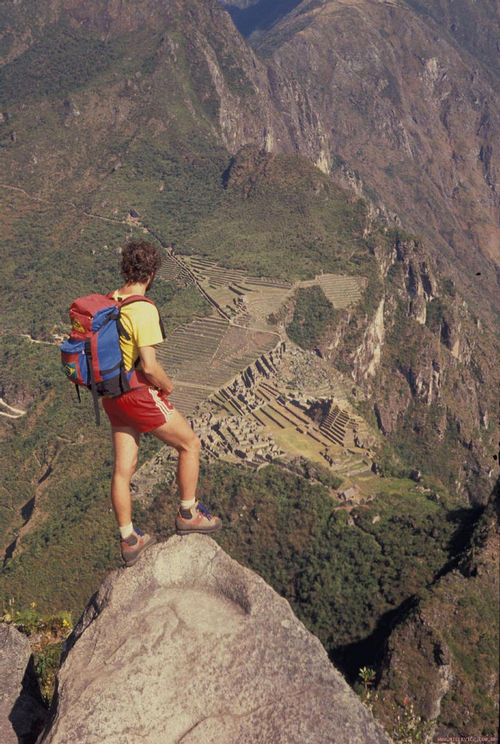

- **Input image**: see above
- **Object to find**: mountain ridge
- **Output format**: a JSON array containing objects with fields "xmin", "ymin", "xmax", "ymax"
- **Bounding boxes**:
[
  {"xmin": 2, "ymin": 0, "xmax": 498, "ymax": 316},
  {"xmin": 251, "ymin": 0, "xmax": 499, "ymax": 316}
]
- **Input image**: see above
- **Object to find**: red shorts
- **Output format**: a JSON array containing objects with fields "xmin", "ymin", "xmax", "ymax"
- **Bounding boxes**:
[{"xmin": 102, "ymin": 387, "xmax": 175, "ymax": 433}]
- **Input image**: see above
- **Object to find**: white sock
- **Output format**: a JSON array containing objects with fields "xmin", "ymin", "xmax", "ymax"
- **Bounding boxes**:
[
  {"xmin": 180, "ymin": 498, "xmax": 196, "ymax": 511},
  {"xmin": 119, "ymin": 522, "xmax": 134, "ymax": 539}
]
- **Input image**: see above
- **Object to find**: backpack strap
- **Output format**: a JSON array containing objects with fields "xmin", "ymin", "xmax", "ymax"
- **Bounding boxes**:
[
  {"xmin": 84, "ymin": 339, "xmax": 101, "ymax": 426},
  {"xmin": 111, "ymin": 293, "xmax": 167, "ymax": 341}
]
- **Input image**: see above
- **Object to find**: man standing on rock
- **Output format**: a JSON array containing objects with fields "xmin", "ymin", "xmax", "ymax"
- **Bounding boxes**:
[{"xmin": 102, "ymin": 240, "xmax": 221, "ymax": 566}]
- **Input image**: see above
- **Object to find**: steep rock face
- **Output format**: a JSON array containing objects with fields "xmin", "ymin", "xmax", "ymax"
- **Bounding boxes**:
[
  {"xmin": 40, "ymin": 536, "xmax": 392, "ymax": 744},
  {"xmin": 393, "ymin": 237, "xmax": 436, "ymax": 327},
  {"xmin": 319, "ymin": 233, "xmax": 498, "ymax": 500},
  {"xmin": 0, "ymin": 624, "xmax": 47, "ymax": 744},
  {"xmin": 255, "ymin": 0, "xmax": 499, "ymax": 317},
  {"xmin": 352, "ymin": 297, "xmax": 385, "ymax": 381},
  {"xmin": 404, "ymin": 0, "xmax": 500, "ymax": 73}
]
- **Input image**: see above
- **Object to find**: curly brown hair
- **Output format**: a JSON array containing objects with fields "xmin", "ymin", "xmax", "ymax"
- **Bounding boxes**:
[{"xmin": 121, "ymin": 240, "xmax": 162, "ymax": 284}]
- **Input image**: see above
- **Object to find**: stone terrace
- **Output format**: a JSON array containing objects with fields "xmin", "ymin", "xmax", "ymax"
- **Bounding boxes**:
[
  {"xmin": 187, "ymin": 256, "xmax": 292, "ymax": 291},
  {"xmin": 300, "ymin": 274, "xmax": 363, "ymax": 309},
  {"xmin": 157, "ymin": 318, "xmax": 279, "ymax": 416},
  {"xmin": 185, "ymin": 256, "xmax": 293, "ymax": 321},
  {"xmin": 192, "ymin": 344, "xmax": 371, "ymax": 471},
  {"xmin": 316, "ymin": 273, "xmax": 363, "ymax": 308},
  {"xmin": 132, "ymin": 342, "xmax": 375, "ymax": 495},
  {"xmin": 157, "ymin": 253, "xmax": 194, "ymax": 285}
]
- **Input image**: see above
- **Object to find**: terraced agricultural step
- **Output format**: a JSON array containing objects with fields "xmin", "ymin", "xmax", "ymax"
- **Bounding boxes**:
[
  {"xmin": 318, "ymin": 429, "xmax": 344, "ymax": 446},
  {"xmin": 323, "ymin": 423, "xmax": 346, "ymax": 437},
  {"xmin": 347, "ymin": 466, "xmax": 373, "ymax": 476},
  {"xmin": 259, "ymin": 407, "xmax": 286, "ymax": 429},
  {"xmin": 334, "ymin": 459, "xmax": 366, "ymax": 473}
]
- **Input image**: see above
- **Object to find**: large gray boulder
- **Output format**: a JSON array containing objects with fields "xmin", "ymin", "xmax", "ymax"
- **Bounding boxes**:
[
  {"xmin": 41, "ymin": 536, "xmax": 392, "ymax": 743},
  {"xmin": 0, "ymin": 623, "xmax": 47, "ymax": 744}
]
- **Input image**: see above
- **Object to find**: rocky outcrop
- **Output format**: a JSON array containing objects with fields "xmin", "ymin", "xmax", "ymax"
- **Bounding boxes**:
[
  {"xmin": 392, "ymin": 237, "xmax": 436, "ymax": 326},
  {"xmin": 379, "ymin": 606, "xmax": 453, "ymax": 722},
  {"xmin": 353, "ymin": 297, "xmax": 385, "ymax": 380},
  {"xmin": 0, "ymin": 624, "xmax": 47, "ymax": 744},
  {"xmin": 40, "ymin": 536, "xmax": 391, "ymax": 744}
]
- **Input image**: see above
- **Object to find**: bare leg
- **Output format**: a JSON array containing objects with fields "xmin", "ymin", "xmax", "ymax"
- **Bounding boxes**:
[
  {"xmin": 150, "ymin": 409, "xmax": 201, "ymax": 503},
  {"xmin": 110, "ymin": 426, "xmax": 140, "ymax": 527}
]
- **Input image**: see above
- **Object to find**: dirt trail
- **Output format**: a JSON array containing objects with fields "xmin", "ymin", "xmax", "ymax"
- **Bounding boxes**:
[
  {"xmin": 0, "ymin": 398, "xmax": 26, "ymax": 418},
  {"xmin": 0, "ymin": 182, "xmax": 127, "ymax": 225},
  {"xmin": 20, "ymin": 334, "xmax": 58, "ymax": 346}
]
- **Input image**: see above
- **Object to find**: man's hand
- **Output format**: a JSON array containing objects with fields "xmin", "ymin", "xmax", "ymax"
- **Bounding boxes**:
[{"xmin": 138, "ymin": 345, "xmax": 175, "ymax": 394}]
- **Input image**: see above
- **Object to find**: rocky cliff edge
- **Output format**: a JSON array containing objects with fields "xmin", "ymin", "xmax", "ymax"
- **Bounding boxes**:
[{"xmin": 39, "ymin": 536, "xmax": 391, "ymax": 744}]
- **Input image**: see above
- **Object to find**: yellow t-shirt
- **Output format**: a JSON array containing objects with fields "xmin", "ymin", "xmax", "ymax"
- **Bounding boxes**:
[{"xmin": 112, "ymin": 292, "xmax": 163, "ymax": 371}]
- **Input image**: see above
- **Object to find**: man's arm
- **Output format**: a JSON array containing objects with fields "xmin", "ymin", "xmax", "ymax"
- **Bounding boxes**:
[{"xmin": 138, "ymin": 345, "xmax": 175, "ymax": 394}]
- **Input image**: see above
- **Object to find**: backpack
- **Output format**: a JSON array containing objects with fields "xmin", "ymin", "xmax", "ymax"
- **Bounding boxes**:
[{"xmin": 60, "ymin": 293, "xmax": 161, "ymax": 425}]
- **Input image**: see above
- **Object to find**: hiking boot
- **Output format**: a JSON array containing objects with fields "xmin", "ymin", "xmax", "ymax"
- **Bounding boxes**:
[
  {"xmin": 120, "ymin": 528, "xmax": 156, "ymax": 567},
  {"xmin": 175, "ymin": 501, "xmax": 222, "ymax": 535}
]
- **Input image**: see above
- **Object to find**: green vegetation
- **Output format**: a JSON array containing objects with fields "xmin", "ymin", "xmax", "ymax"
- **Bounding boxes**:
[
  {"xmin": 0, "ymin": 370, "xmax": 119, "ymax": 612},
  {"xmin": 0, "ymin": 23, "xmax": 117, "ymax": 105},
  {"xmin": 0, "ymin": 199, "xmax": 128, "ymax": 338},
  {"xmin": 386, "ymin": 402, "xmax": 466, "ymax": 495},
  {"xmin": 34, "ymin": 641, "xmax": 65, "ymax": 705},
  {"xmin": 437, "ymin": 499, "xmax": 499, "ymax": 737},
  {"xmin": 369, "ymin": 494, "xmax": 499, "ymax": 739},
  {"xmin": 0, "ymin": 455, "xmax": 467, "ymax": 657},
  {"xmin": 0, "ymin": 195, "xmax": 212, "ymax": 340},
  {"xmin": 0, "ymin": 139, "xmax": 373, "ymax": 344},
  {"xmin": 390, "ymin": 699, "xmax": 433, "ymax": 744},
  {"xmin": 286, "ymin": 286, "xmax": 339, "ymax": 349},
  {"xmin": 358, "ymin": 668, "xmax": 434, "ymax": 743},
  {"xmin": 1, "ymin": 600, "xmax": 73, "ymax": 704},
  {"xmin": 286, "ymin": 458, "xmax": 344, "ymax": 491},
  {"xmin": 147, "ymin": 281, "xmax": 212, "ymax": 335},
  {"xmin": 441, "ymin": 278, "xmax": 456, "ymax": 297},
  {"xmin": 372, "ymin": 442, "xmax": 410, "ymax": 480}
]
